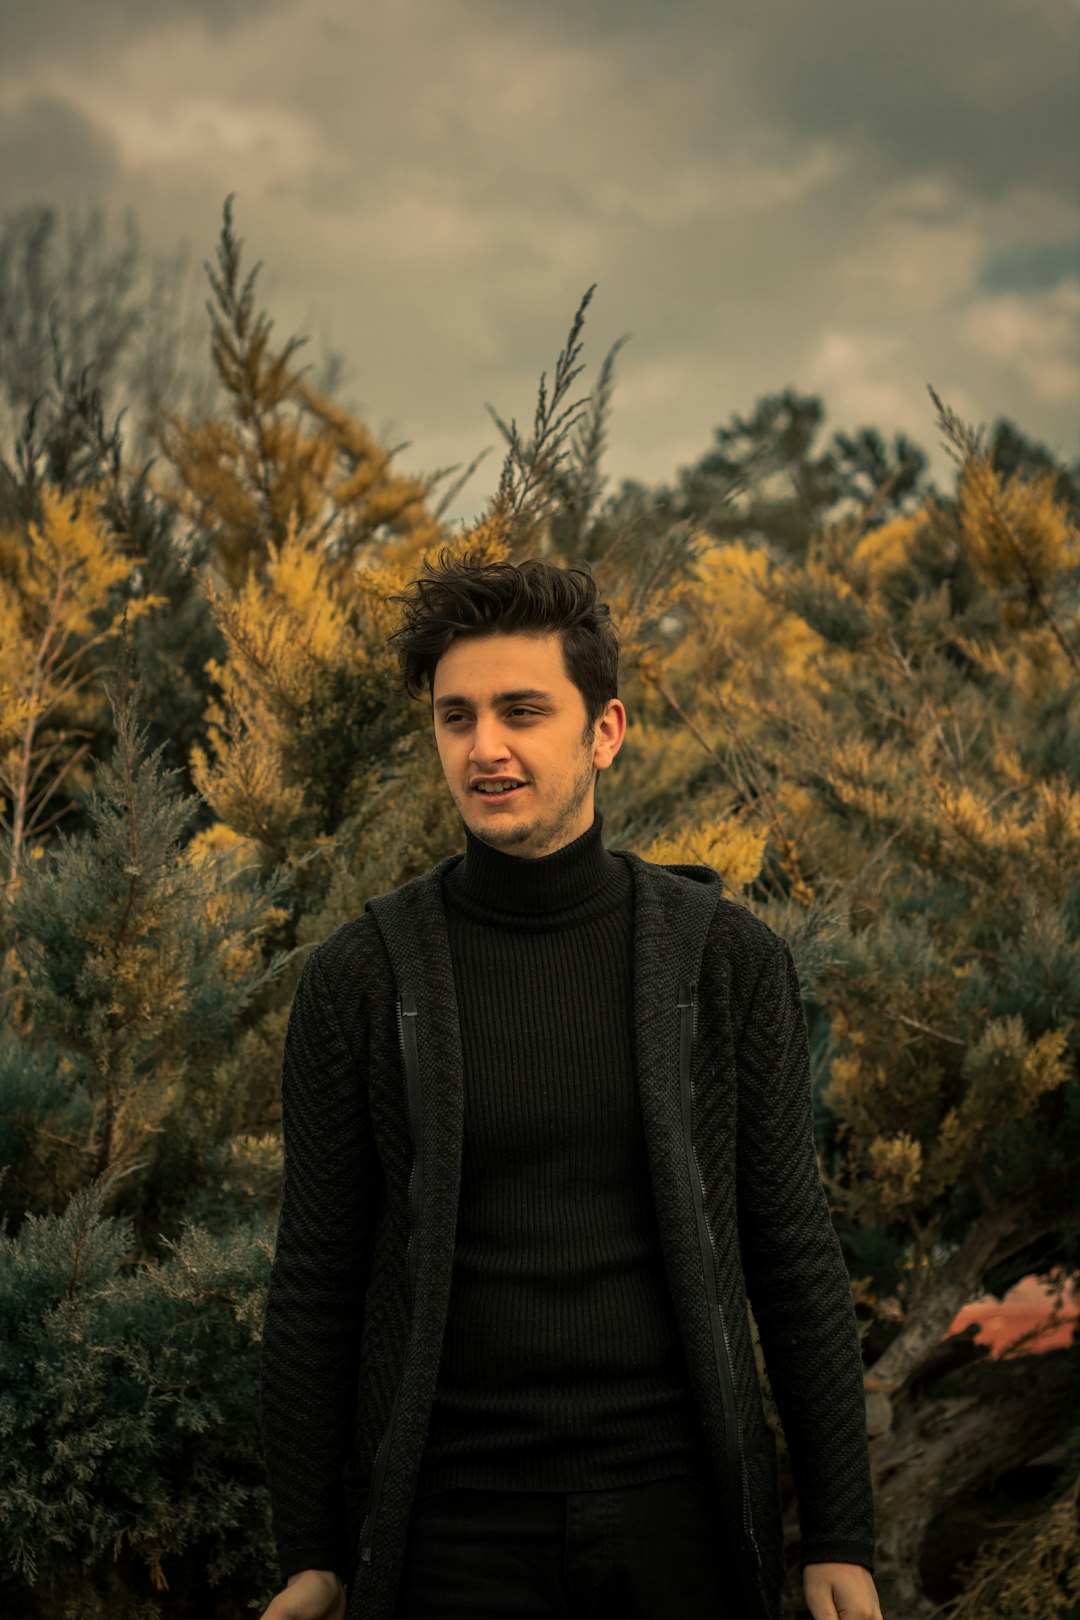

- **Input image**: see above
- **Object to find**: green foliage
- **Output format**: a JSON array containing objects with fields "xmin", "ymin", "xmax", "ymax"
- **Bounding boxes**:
[
  {"xmin": 0, "ymin": 1173, "xmax": 279, "ymax": 1619},
  {"xmin": 1, "ymin": 191, "xmax": 1078, "ymax": 1618},
  {"xmin": 1, "ymin": 625, "xmax": 297, "ymax": 1235},
  {"xmin": 0, "ymin": 1034, "xmax": 94, "ymax": 1205}
]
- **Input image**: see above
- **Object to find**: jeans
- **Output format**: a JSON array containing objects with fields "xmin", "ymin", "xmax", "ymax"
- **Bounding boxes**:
[{"xmin": 390, "ymin": 1472, "xmax": 748, "ymax": 1619}]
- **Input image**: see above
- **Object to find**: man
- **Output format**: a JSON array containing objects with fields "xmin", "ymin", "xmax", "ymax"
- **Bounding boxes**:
[{"xmin": 258, "ymin": 553, "xmax": 883, "ymax": 1620}]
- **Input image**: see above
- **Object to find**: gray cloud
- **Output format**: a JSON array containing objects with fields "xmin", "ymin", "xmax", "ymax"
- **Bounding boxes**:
[
  {"xmin": 751, "ymin": 0, "xmax": 1079, "ymax": 203},
  {"xmin": 476, "ymin": 0, "xmax": 1080, "ymax": 204},
  {"xmin": 0, "ymin": 0, "xmax": 1075, "ymax": 522},
  {"xmin": 978, "ymin": 238, "xmax": 1080, "ymax": 294},
  {"xmin": 0, "ymin": 96, "xmax": 118, "ymax": 206},
  {"xmin": 2, "ymin": 0, "xmax": 288, "ymax": 69}
]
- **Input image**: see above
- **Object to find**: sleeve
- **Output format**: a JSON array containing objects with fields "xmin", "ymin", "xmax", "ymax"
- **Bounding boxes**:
[
  {"xmin": 735, "ymin": 937, "xmax": 876, "ymax": 1573},
  {"xmin": 259, "ymin": 946, "xmax": 382, "ymax": 1587}
]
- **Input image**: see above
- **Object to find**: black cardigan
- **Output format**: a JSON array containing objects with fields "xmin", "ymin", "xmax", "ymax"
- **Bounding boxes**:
[{"xmin": 260, "ymin": 843, "xmax": 875, "ymax": 1620}]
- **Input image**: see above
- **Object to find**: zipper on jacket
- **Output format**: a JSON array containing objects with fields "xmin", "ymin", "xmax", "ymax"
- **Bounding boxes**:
[
  {"xmin": 359, "ymin": 990, "xmax": 422, "ymax": 1565},
  {"xmin": 679, "ymin": 982, "xmax": 762, "ymax": 1571}
]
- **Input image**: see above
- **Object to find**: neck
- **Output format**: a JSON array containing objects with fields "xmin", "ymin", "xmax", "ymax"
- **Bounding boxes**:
[{"xmin": 446, "ymin": 806, "xmax": 622, "ymax": 916}]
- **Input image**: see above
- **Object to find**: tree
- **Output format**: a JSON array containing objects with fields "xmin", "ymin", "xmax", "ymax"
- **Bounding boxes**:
[
  {"xmin": 2, "ymin": 190, "xmax": 1078, "ymax": 1616},
  {"xmin": 587, "ymin": 387, "xmax": 932, "ymax": 573},
  {"xmin": 0, "ymin": 620, "xmax": 303, "ymax": 1617},
  {"xmin": 0, "ymin": 364, "xmax": 227, "ymax": 886},
  {"xmin": 0, "ymin": 618, "xmax": 295, "ymax": 1234},
  {"xmin": 156, "ymin": 197, "xmax": 482, "ymax": 594},
  {"xmin": 0, "ymin": 1171, "xmax": 281, "ymax": 1620},
  {"xmin": 0, "ymin": 204, "xmax": 211, "ymax": 468},
  {"xmin": 611, "ymin": 387, "xmax": 1080, "ymax": 1617}
]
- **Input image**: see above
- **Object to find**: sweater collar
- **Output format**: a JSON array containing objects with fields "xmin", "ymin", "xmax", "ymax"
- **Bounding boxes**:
[{"xmin": 445, "ymin": 805, "xmax": 624, "ymax": 917}]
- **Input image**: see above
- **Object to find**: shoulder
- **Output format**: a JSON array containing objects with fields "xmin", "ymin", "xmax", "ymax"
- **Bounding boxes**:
[
  {"xmin": 699, "ymin": 889, "xmax": 794, "ymax": 1041},
  {"xmin": 711, "ymin": 891, "xmax": 787, "ymax": 969},
  {"xmin": 303, "ymin": 853, "xmax": 457, "ymax": 1005},
  {"xmin": 301, "ymin": 912, "xmax": 394, "ymax": 1036},
  {"xmin": 313, "ymin": 909, "xmax": 390, "ymax": 975},
  {"xmin": 618, "ymin": 848, "xmax": 787, "ymax": 1009},
  {"xmin": 622, "ymin": 848, "xmax": 782, "ymax": 962}
]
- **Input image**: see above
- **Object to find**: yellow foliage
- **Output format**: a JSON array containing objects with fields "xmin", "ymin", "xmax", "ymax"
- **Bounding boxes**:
[
  {"xmin": 929, "ymin": 1019, "xmax": 1073, "ymax": 1185},
  {"xmin": 1029, "ymin": 775, "xmax": 1080, "ymax": 887},
  {"xmin": 188, "ymin": 519, "xmax": 355, "ymax": 838},
  {"xmin": 159, "ymin": 311, "xmax": 448, "ymax": 592},
  {"xmin": 948, "ymin": 1476, "xmax": 1080, "ymax": 1620},
  {"xmin": 0, "ymin": 487, "xmax": 166, "ymax": 878},
  {"xmin": 0, "ymin": 489, "xmax": 157, "ymax": 714},
  {"xmin": 824, "ymin": 1052, "xmax": 888, "ymax": 1139},
  {"xmin": 184, "ymin": 821, "xmax": 261, "ymax": 872},
  {"xmin": 212, "ymin": 1131, "xmax": 283, "ymax": 1196},
  {"xmin": 23, "ymin": 487, "xmax": 135, "ymax": 634},
  {"xmin": 935, "ymin": 781, "xmax": 1012, "ymax": 854},
  {"xmin": 989, "ymin": 730, "xmax": 1033, "ymax": 788},
  {"xmin": 688, "ymin": 537, "xmax": 829, "ymax": 689},
  {"xmin": 957, "ymin": 455, "xmax": 1080, "ymax": 594},
  {"xmin": 850, "ymin": 512, "xmax": 924, "ymax": 586},
  {"xmin": 640, "ymin": 812, "xmax": 768, "ymax": 891},
  {"xmin": 866, "ymin": 1131, "xmax": 923, "ymax": 1211},
  {"xmin": 189, "ymin": 690, "xmax": 309, "ymax": 854}
]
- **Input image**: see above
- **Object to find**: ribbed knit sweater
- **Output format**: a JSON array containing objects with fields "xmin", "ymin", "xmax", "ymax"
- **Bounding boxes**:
[{"xmin": 414, "ymin": 807, "xmax": 711, "ymax": 1497}]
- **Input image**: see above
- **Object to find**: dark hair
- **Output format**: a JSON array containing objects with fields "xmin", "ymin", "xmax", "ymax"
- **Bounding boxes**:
[{"xmin": 384, "ymin": 547, "xmax": 619, "ymax": 739}]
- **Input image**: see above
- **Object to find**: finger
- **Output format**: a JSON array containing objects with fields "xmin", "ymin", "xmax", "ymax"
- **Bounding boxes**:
[{"xmin": 804, "ymin": 1588, "xmax": 840, "ymax": 1620}]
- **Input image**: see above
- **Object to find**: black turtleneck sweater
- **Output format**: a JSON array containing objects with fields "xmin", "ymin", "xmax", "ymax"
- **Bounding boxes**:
[{"xmin": 413, "ymin": 805, "xmax": 712, "ymax": 1498}]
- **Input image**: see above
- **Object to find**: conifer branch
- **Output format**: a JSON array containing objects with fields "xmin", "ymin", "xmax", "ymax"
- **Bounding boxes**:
[
  {"xmin": 559, "ymin": 331, "xmax": 631, "ymax": 549},
  {"xmin": 431, "ymin": 446, "xmax": 495, "ymax": 524},
  {"xmin": 647, "ymin": 672, "xmax": 810, "ymax": 900},
  {"xmin": 484, "ymin": 284, "xmax": 597, "ymax": 537},
  {"xmin": 929, "ymin": 383, "xmax": 1079, "ymax": 671}
]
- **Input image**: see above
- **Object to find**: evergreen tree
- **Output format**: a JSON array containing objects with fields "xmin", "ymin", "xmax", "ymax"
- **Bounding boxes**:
[
  {"xmin": 0, "ymin": 461, "xmax": 158, "ymax": 887},
  {"xmin": 0, "ymin": 621, "xmax": 301, "ymax": 1615},
  {"xmin": 1, "ymin": 190, "xmax": 1077, "ymax": 1617},
  {"xmin": 157, "ymin": 197, "xmax": 473, "ymax": 592},
  {"xmin": 612, "ymin": 388, "xmax": 1080, "ymax": 1618},
  {"xmin": 0, "ymin": 327, "xmax": 229, "ymax": 856},
  {"xmin": 0, "ymin": 203, "xmax": 211, "ymax": 466},
  {"xmin": 0, "ymin": 1170, "xmax": 280, "ymax": 1619},
  {"xmin": 1, "ymin": 615, "xmax": 295, "ymax": 1234}
]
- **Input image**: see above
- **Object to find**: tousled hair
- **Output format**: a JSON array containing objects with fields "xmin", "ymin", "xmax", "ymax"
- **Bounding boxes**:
[{"xmin": 384, "ymin": 547, "xmax": 619, "ymax": 740}]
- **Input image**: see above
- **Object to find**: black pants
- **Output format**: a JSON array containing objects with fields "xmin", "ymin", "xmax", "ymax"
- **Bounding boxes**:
[{"xmin": 391, "ymin": 1472, "xmax": 747, "ymax": 1619}]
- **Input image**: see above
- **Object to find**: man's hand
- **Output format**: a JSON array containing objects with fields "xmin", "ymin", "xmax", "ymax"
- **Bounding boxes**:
[
  {"xmin": 259, "ymin": 1568, "xmax": 347, "ymax": 1620},
  {"xmin": 803, "ymin": 1561, "xmax": 883, "ymax": 1620}
]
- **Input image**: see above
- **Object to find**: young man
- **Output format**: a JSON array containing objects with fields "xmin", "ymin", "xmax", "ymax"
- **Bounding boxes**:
[{"xmin": 258, "ymin": 554, "xmax": 883, "ymax": 1620}]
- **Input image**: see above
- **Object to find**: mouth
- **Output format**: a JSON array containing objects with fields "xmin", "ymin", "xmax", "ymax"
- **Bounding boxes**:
[{"xmin": 471, "ymin": 782, "xmax": 528, "ymax": 806}]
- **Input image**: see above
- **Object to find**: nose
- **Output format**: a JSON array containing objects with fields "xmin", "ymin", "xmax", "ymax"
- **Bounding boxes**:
[{"xmin": 468, "ymin": 715, "xmax": 514, "ymax": 770}]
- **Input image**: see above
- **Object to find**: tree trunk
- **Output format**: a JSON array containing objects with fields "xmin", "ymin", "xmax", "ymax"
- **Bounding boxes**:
[
  {"xmin": 870, "ymin": 1349, "xmax": 1073, "ymax": 1616},
  {"xmin": 866, "ymin": 1205, "xmax": 1023, "ymax": 1399}
]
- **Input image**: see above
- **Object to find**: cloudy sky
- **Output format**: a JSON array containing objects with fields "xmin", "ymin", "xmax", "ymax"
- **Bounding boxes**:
[{"xmin": 2, "ymin": 0, "xmax": 1077, "ymax": 527}]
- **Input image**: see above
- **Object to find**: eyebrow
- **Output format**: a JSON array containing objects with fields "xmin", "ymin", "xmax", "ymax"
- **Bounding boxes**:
[{"xmin": 432, "ymin": 688, "xmax": 555, "ymax": 712}]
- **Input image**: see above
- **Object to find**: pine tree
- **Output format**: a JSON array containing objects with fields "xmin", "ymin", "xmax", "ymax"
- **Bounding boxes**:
[
  {"xmin": 1, "ymin": 612, "xmax": 296, "ymax": 1231},
  {"xmin": 0, "ymin": 1169, "xmax": 281, "ymax": 1618},
  {"xmin": 156, "ymin": 197, "xmax": 468, "ymax": 592},
  {"xmin": 606, "ymin": 386, "xmax": 1080, "ymax": 1617},
  {"xmin": 0, "ymin": 614, "xmax": 305, "ymax": 1614},
  {"xmin": 0, "ymin": 472, "xmax": 160, "ymax": 892},
  {"xmin": 0, "ymin": 348, "xmax": 229, "ymax": 878},
  {"xmin": 3, "ymin": 189, "xmax": 1078, "ymax": 1616}
]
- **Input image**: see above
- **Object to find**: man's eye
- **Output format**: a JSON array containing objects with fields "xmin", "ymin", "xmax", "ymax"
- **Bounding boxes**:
[{"xmin": 444, "ymin": 709, "xmax": 536, "ymax": 723}]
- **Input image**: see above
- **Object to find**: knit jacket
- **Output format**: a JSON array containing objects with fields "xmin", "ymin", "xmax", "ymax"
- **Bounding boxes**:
[{"xmin": 259, "ymin": 844, "xmax": 876, "ymax": 1620}]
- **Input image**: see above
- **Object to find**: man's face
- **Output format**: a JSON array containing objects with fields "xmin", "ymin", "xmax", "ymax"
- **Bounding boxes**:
[{"xmin": 432, "ymin": 630, "xmax": 626, "ymax": 859}]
